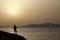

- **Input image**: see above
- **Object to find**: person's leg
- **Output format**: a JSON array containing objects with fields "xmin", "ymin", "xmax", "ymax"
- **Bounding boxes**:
[
  {"xmin": 15, "ymin": 30, "xmax": 17, "ymax": 34},
  {"xmin": 14, "ymin": 29, "xmax": 17, "ymax": 34}
]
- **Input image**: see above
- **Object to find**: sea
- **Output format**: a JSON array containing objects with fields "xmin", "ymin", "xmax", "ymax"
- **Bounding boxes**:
[{"xmin": 0, "ymin": 27, "xmax": 60, "ymax": 40}]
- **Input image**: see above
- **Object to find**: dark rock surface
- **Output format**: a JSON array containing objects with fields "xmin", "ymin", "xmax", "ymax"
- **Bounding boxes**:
[{"xmin": 0, "ymin": 31, "xmax": 27, "ymax": 40}]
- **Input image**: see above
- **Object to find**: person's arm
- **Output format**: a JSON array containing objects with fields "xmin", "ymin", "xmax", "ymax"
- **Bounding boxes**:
[{"xmin": 16, "ymin": 27, "xmax": 18, "ymax": 28}]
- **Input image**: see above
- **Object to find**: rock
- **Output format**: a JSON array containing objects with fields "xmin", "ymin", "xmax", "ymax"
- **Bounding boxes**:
[{"xmin": 0, "ymin": 31, "xmax": 27, "ymax": 40}]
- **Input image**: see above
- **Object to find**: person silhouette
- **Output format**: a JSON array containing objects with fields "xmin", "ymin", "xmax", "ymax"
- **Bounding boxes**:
[{"xmin": 13, "ymin": 25, "xmax": 18, "ymax": 34}]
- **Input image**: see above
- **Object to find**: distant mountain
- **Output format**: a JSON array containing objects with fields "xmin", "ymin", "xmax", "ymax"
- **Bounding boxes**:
[
  {"xmin": 23, "ymin": 23, "xmax": 60, "ymax": 27},
  {"xmin": 0, "ymin": 26, "xmax": 10, "ymax": 27},
  {"xmin": 0, "ymin": 26, "xmax": 5, "ymax": 27}
]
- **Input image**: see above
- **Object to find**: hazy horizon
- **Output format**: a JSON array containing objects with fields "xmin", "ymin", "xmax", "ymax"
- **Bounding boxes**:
[{"xmin": 0, "ymin": 0, "xmax": 60, "ymax": 26}]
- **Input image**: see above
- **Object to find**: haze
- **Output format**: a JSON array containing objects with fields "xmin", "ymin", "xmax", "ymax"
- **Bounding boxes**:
[{"xmin": 0, "ymin": 0, "xmax": 60, "ymax": 26}]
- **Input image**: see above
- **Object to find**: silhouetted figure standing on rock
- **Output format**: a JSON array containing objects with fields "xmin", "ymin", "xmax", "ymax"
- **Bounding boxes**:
[{"xmin": 13, "ymin": 25, "xmax": 18, "ymax": 34}]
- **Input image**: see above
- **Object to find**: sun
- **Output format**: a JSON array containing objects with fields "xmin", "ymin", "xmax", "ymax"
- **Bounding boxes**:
[
  {"xmin": 7, "ymin": 7, "xmax": 19, "ymax": 18},
  {"xmin": 10, "ymin": 8, "xmax": 16, "ymax": 15}
]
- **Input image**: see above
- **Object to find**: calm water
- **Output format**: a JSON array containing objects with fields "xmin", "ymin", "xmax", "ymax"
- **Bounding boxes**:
[{"xmin": 0, "ymin": 27, "xmax": 60, "ymax": 40}]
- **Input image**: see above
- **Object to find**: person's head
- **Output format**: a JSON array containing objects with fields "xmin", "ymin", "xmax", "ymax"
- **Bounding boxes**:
[{"xmin": 14, "ymin": 25, "xmax": 16, "ymax": 27}]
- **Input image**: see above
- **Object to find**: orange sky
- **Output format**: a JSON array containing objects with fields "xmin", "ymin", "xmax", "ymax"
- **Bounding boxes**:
[{"xmin": 0, "ymin": 0, "xmax": 60, "ymax": 26}]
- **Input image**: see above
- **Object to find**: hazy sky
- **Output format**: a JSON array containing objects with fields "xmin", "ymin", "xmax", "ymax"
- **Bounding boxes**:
[{"xmin": 0, "ymin": 0, "xmax": 60, "ymax": 26}]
